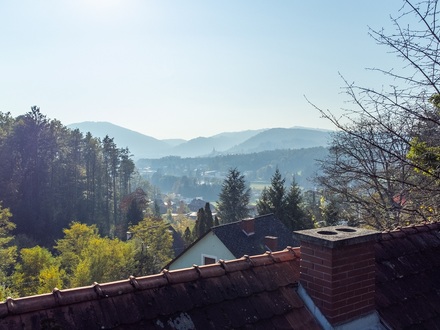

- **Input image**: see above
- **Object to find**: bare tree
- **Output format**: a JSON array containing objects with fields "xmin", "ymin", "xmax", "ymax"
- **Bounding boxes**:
[
  {"xmin": 316, "ymin": 114, "xmax": 424, "ymax": 229},
  {"xmin": 311, "ymin": 0, "xmax": 440, "ymax": 229}
]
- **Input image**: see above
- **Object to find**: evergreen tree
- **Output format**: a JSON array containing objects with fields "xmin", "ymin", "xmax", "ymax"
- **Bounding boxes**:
[
  {"xmin": 204, "ymin": 202, "xmax": 213, "ymax": 229},
  {"xmin": 285, "ymin": 179, "xmax": 313, "ymax": 230},
  {"xmin": 183, "ymin": 227, "xmax": 192, "ymax": 246},
  {"xmin": 217, "ymin": 168, "xmax": 250, "ymax": 224},
  {"xmin": 121, "ymin": 188, "xmax": 148, "ymax": 228},
  {"xmin": 126, "ymin": 199, "xmax": 144, "ymax": 226},
  {"xmin": 269, "ymin": 169, "xmax": 286, "ymax": 221},
  {"xmin": 256, "ymin": 187, "xmax": 271, "ymax": 215},
  {"xmin": 257, "ymin": 170, "xmax": 312, "ymax": 231},
  {"xmin": 193, "ymin": 208, "xmax": 207, "ymax": 238},
  {"xmin": 256, "ymin": 168, "xmax": 286, "ymax": 221},
  {"xmin": 153, "ymin": 200, "xmax": 161, "ymax": 219}
]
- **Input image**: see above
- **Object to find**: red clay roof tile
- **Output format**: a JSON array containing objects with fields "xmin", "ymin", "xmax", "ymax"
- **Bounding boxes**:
[
  {"xmin": 6, "ymin": 221, "xmax": 440, "ymax": 329},
  {"xmin": 0, "ymin": 248, "xmax": 320, "ymax": 329},
  {"xmin": 376, "ymin": 222, "xmax": 440, "ymax": 329}
]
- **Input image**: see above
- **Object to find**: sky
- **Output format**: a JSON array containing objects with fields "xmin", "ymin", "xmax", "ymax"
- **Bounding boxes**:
[{"xmin": 0, "ymin": 1, "xmax": 405, "ymax": 140}]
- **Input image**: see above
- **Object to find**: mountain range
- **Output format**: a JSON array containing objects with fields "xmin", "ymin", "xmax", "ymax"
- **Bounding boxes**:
[{"xmin": 67, "ymin": 122, "xmax": 332, "ymax": 159}]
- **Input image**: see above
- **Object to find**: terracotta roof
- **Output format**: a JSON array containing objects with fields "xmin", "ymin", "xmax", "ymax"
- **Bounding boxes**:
[
  {"xmin": 212, "ymin": 214, "xmax": 298, "ymax": 257},
  {"xmin": 0, "ymin": 248, "xmax": 320, "ymax": 330},
  {"xmin": 4, "ymin": 221, "xmax": 440, "ymax": 329},
  {"xmin": 375, "ymin": 222, "xmax": 440, "ymax": 329}
]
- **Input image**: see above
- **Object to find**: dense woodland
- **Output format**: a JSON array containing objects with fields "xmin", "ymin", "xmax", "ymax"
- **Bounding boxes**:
[
  {"xmin": 0, "ymin": 107, "xmax": 143, "ymax": 246},
  {"xmin": 0, "ymin": 110, "xmax": 178, "ymax": 298}
]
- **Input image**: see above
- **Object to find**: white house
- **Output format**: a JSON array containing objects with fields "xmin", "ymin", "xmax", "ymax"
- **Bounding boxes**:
[{"xmin": 167, "ymin": 214, "xmax": 298, "ymax": 270}]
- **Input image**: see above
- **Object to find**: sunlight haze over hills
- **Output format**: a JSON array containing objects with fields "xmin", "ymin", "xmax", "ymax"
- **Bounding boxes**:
[
  {"xmin": 1, "ymin": 1, "xmax": 403, "ymax": 139},
  {"xmin": 68, "ymin": 121, "xmax": 331, "ymax": 159}
]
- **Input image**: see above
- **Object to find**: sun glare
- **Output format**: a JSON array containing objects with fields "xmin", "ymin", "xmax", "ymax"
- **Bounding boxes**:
[{"xmin": 69, "ymin": 0, "xmax": 129, "ymax": 20}]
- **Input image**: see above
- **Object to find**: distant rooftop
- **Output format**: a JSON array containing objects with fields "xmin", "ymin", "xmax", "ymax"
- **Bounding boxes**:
[{"xmin": 211, "ymin": 213, "xmax": 299, "ymax": 257}]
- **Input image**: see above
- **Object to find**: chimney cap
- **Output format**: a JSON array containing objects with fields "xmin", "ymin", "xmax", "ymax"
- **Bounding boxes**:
[{"xmin": 293, "ymin": 226, "xmax": 380, "ymax": 248}]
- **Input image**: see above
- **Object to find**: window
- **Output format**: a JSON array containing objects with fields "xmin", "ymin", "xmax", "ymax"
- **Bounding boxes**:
[{"xmin": 202, "ymin": 254, "xmax": 217, "ymax": 265}]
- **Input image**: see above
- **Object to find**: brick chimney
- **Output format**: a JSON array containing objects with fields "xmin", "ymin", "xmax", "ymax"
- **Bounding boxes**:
[
  {"xmin": 294, "ymin": 226, "xmax": 380, "ymax": 327},
  {"xmin": 264, "ymin": 236, "xmax": 278, "ymax": 251},
  {"xmin": 241, "ymin": 218, "xmax": 255, "ymax": 236}
]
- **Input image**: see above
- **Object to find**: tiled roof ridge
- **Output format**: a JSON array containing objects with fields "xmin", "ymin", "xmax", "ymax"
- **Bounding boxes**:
[
  {"xmin": 211, "ymin": 213, "xmax": 274, "ymax": 229},
  {"xmin": 0, "ymin": 247, "xmax": 300, "ymax": 318},
  {"xmin": 381, "ymin": 221, "xmax": 440, "ymax": 239}
]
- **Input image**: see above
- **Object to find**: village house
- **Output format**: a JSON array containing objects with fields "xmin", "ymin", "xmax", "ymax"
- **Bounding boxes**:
[
  {"xmin": 1, "ymin": 222, "xmax": 440, "ymax": 329},
  {"xmin": 167, "ymin": 214, "xmax": 297, "ymax": 270}
]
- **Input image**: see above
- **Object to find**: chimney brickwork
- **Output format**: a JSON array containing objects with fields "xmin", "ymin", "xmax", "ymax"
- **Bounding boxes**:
[
  {"xmin": 241, "ymin": 218, "xmax": 255, "ymax": 236},
  {"xmin": 264, "ymin": 236, "xmax": 278, "ymax": 251},
  {"xmin": 294, "ymin": 227, "xmax": 380, "ymax": 325}
]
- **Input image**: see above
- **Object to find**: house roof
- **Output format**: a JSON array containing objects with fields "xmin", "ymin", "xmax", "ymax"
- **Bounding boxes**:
[
  {"xmin": 187, "ymin": 199, "xmax": 213, "ymax": 212},
  {"xmin": 375, "ymin": 222, "xmax": 440, "ymax": 329},
  {"xmin": 211, "ymin": 213, "xmax": 298, "ymax": 258},
  {"xmin": 0, "ymin": 248, "xmax": 320, "ymax": 330},
  {"xmin": 2, "ymin": 222, "xmax": 440, "ymax": 329}
]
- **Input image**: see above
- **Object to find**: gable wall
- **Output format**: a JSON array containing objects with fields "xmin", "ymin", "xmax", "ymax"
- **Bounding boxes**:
[{"xmin": 168, "ymin": 232, "xmax": 235, "ymax": 270}]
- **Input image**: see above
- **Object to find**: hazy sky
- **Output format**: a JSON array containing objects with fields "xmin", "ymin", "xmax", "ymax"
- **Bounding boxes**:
[{"xmin": 1, "ymin": 1, "xmax": 404, "ymax": 140}]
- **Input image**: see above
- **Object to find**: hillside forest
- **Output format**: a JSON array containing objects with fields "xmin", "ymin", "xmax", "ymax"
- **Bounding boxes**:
[
  {"xmin": 0, "ymin": 107, "xmax": 322, "ymax": 298},
  {"xmin": 0, "ymin": 108, "xmax": 189, "ymax": 298},
  {"xmin": 139, "ymin": 147, "xmax": 327, "ymax": 201},
  {"xmin": 0, "ymin": 107, "xmax": 145, "ymax": 246}
]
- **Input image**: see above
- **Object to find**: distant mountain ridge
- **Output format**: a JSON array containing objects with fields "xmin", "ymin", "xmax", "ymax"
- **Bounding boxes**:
[
  {"xmin": 68, "ymin": 122, "xmax": 171, "ymax": 158},
  {"xmin": 68, "ymin": 122, "xmax": 332, "ymax": 159},
  {"xmin": 227, "ymin": 127, "xmax": 331, "ymax": 154}
]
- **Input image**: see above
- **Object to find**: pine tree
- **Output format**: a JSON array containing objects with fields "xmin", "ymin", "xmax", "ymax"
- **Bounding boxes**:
[
  {"xmin": 256, "ymin": 168, "xmax": 287, "ymax": 222},
  {"xmin": 285, "ymin": 178, "xmax": 312, "ymax": 230},
  {"xmin": 217, "ymin": 168, "xmax": 250, "ymax": 224},
  {"xmin": 153, "ymin": 200, "xmax": 161, "ymax": 219},
  {"xmin": 204, "ymin": 202, "xmax": 213, "ymax": 229},
  {"xmin": 126, "ymin": 199, "xmax": 144, "ymax": 226},
  {"xmin": 268, "ymin": 169, "xmax": 286, "ymax": 222},
  {"xmin": 257, "ymin": 170, "xmax": 313, "ymax": 231},
  {"xmin": 183, "ymin": 227, "xmax": 192, "ymax": 246},
  {"xmin": 256, "ymin": 187, "xmax": 271, "ymax": 215},
  {"xmin": 194, "ymin": 208, "xmax": 207, "ymax": 238}
]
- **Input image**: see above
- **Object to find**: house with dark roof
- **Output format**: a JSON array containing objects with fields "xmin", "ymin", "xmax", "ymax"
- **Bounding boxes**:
[
  {"xmin": 187, "ymin": 199, "xmax": 214, "ymax": 212},
  {"xmin": 1, "ymin": 222, "xmax": 440, "ymax": 329},
  {"xmin": 167, "ymin": 213, "xmax": 297, "ymax": 270}
]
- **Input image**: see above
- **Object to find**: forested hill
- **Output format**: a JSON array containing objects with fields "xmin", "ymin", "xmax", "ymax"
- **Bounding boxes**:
[
  {"xmin": 0, "ymin": 108, "xmax": 136, "ymax": 246},
  {"xmin": 69, "ymin": 122, "xmax": 332, "ymax": 159},
  {"xmin": 67, "ymin": 121, "xmax": 171, "ymax": 159},
  {"xmin": 225, "ymin": 127, "xmax": 331, "ymax": 154},
  {"xmin": 137, "ymin": 147, "xmax": 329, "ymax": 191}
]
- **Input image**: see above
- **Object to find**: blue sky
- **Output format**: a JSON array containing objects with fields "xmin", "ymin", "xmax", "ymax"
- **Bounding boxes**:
[{"xmin": 1, "ymin": 1, "xmax": 403, "ymax": 140}]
